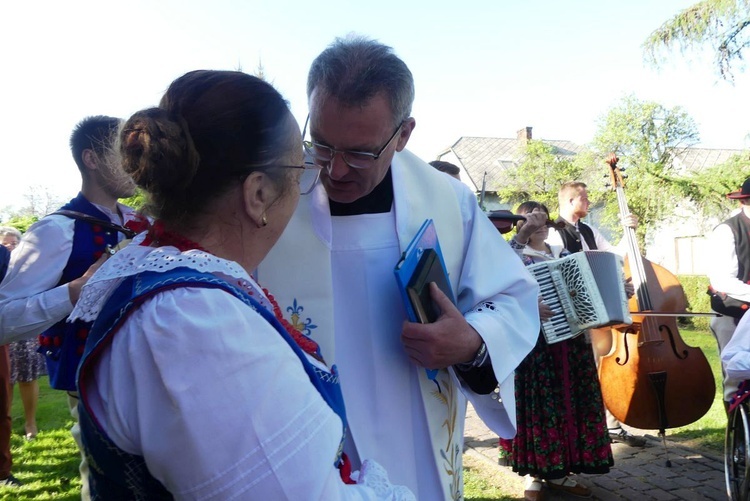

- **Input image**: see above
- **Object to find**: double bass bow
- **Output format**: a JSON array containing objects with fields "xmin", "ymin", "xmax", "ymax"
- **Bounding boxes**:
[{"xmin": 597, "ymin": 154, "xmax": 715, "ymax": 444}]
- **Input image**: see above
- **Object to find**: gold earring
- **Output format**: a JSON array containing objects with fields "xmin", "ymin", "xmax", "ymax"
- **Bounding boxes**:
[{"xmin": 261, "ymin": 215, "xmax": 268, "ymax": 227}]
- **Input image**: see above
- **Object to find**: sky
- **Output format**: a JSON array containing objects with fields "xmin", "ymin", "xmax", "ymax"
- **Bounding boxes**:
[{"xmin": 2, "ymin": 0, "xmax": 748, "ymax": 215}]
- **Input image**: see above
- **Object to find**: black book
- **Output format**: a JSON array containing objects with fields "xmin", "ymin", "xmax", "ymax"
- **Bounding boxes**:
[{"xmin": 406, "ymin": 248, "xmax": 453, "ymax": 324}]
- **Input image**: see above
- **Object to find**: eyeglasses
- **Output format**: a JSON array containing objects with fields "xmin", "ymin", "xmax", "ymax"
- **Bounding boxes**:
[
  {"xmin": 235, "ymin": 161, "xmax": 322, "ymax": 195},
  {"xmin": 302, "ymin": 115, "xmax": 404, "ymax": 170}
]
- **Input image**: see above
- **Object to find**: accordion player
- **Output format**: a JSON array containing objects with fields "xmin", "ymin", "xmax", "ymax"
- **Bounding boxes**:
[{"xmin": 527, "ymin": 251, "xmax": 632, "ymax": 344}]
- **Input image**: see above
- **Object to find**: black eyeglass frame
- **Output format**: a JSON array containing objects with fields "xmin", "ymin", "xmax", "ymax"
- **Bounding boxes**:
[
  {"xmin": 233, "ymin": 162, "xmax": 322, "ymax": 195},
  {"xmin": 301, "ymin": 115, "xmax": 404, "ymax": 170}
]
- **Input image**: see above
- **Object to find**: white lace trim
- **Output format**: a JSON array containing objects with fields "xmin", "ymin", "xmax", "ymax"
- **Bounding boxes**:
[
  {"xmin": 355, "ymin": 459, "xmax": 416, "ymax": 500},
  {"xmin": 71, "ymin": 236, "xmax": 269, "ymax": 322}
]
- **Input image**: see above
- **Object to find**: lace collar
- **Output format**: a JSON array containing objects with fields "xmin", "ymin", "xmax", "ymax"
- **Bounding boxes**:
[{"xmin": 71, "ymin": 234, "xmax": 268, "ymax": 322}]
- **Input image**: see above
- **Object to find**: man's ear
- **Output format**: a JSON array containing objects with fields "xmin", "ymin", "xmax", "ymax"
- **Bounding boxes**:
[
  {"xmin": 395, "ymin": 117, "xmax": 416, "ymax": 152},
  {"xmin": 81, "ymin": 149, "xmax": 99, "ymax": 173},
  {"xmin": 241, "ymin": 171, "xmax": 270, "ymax": 227}
]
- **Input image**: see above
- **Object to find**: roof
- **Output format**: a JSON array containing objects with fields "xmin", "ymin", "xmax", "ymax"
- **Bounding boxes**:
[
  {"xmin": 672, "ymin": 147, "xmax": 745, "ymax": 173},
  {"xmin": 439, "ymin": 133, "xmax": 743, "ymax": 192},
  {"xmin": 442, "ymin": 135, "xmax": 585, "ymax": 191}
]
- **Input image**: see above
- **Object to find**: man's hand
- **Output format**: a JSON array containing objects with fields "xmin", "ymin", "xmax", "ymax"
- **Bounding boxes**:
[
  {"xmin": 621, "ymin": 213, "xmax": 638, "ymax": 229},
  {"xmin": 67, "ymin": 253, "xmax": 108, "ymax": 305},
  {"xmin": 401, "ymin": 282, "xmax": 483, "ymax": 369},
  {"xmin": 624, "ymin": 276, "xmax": 635, "ymax": 299}
]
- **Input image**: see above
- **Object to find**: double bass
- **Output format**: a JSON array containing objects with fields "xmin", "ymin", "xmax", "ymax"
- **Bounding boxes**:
[{"xmin": 597, "ymin": 154, "xmax": 715, "ymax": 437}]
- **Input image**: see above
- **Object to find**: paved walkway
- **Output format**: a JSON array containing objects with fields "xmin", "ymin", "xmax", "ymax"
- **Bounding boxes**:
[{"xmin": 464, "ymin": 404, "xmax": 727, "ymax": 500}]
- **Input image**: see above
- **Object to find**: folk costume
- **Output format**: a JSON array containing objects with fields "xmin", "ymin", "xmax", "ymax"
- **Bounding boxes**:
[
  {"xmin": 547, "ymin": 218, "xmax": 618, "ymax": 254},
  {"xmin": 499, "ymin": 239, "xmax": 613, "ymax": 479},
  {"xmin": 0, "ymin": 192, "xmax": 140, "ymax": 499},
  {"xmin": 70, "ymin": 236, "xmax": 414, "ymax": 500},
  {"xmin": 0, "ymin": 193, "xmax": 139, "ymax": 348},
  {"xmin": 709, "ymin": 208, "xmax": 750, "ymax": 400},
  {"xmin": 258, "ymin": 150, "xmax": 540, "ymax": 500}
]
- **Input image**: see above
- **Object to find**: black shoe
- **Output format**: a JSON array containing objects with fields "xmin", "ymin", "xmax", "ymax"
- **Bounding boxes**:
[
  {"xmin": 609, "ymin": 427, "xmax": 647, "ymax": 447},
  {"xmin": 0, "ymin": 474, "xmax": 22, "ymax": 486}
]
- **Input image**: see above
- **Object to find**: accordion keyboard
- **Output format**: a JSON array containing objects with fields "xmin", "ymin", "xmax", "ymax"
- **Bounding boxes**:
[{"xmin": 529, "ymin": 265, "xmax": 582, "ymax": 343}]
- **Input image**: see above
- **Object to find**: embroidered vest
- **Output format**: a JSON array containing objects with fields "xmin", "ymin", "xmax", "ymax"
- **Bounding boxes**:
[
  {"xmin": 37, "ymin": 193, "xmax": 125, "ymax": 391},
  {"xmin": 0, "ymin": 245, "xmax": 9, "ymax": 282},
  {"xmin": 77, "ymin": 267, "xmax": 349, "ymax": 500},
  {"xmin": 556, "ymin": 218, "xmax": 597, "ymax": 253}
]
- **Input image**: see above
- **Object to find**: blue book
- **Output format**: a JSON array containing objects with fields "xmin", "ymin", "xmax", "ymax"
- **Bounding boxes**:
[{"xmin": 394, "ymin": 219, "xmax": 456, "ymax": 382}]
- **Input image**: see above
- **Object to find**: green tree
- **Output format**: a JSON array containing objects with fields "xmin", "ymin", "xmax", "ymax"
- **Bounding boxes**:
[
  {"xmin": 644, "ymin": 0, "xmax": 750, "ymax": 80},
  {"xmin": 682, "ymin": 152, "xmax": 750, "ymax": 217},
  {"xmin": 120, "ymin": 190, "xmax": 147, "ymax": 211},
  {"xmin": 494, "ymin": 140, "xmax": 584, "ymax": 213},
  {"xmin": 2, "ymin": 214, "xmax": 38, "ymax": 233},
  {"xmin": 590, "ymin": 95, "xmax": 701, "ymax": 243}
]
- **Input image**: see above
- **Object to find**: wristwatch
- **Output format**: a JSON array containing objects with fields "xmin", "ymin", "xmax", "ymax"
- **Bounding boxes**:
[{"xmin": 457, "ymin": 341, "xmax": 490, "ymax": 370}]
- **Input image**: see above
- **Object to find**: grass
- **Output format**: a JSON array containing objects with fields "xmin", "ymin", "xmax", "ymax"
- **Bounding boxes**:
[
  {"xmin": 654, "ymin": 327, "xmax": 726, "ymax": 453},
  {"xmin": 2, "ymin": 380, "xmax": 80, "ymax": 500},
  {"xmin": 1, "ymin": 329, "xmax": 727, "ymax": 499}
]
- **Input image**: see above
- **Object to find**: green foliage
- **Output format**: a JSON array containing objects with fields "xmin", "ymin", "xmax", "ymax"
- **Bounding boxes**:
[
  {"xmin": 495, "ymin": 140, "xmax": 583, "ymax": 212},
  {"xmin": 678, "ymin": 274, "xmax": 712, "ymax": 330},
  {"xmin": 683, "ymin": 153, "xmax": 750, "ymax": 218},
  {"xmin": 120, "ymin": 189, "xmax": 147, "ymax": 212},
  {"xmin": 644, "ymin": 0, "xmax": 750, "ymax": 80},
  {"xmin": 590, "ymin": 95, "xmax": 701, "ymax": 242},
  {"xmin": 2, "ymin": 214, "xmax": 39, "ymax": 233}
]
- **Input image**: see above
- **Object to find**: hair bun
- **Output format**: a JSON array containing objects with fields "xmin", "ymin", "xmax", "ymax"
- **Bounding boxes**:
[{"xmin": 120, "ymin": 108, "xmax": 200, "ymax": 195}]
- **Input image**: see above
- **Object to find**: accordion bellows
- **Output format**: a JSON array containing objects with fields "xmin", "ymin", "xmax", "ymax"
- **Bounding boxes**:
[{"xmin": 528, "ymin": 251, "xmax": 632, "ymax": 344}]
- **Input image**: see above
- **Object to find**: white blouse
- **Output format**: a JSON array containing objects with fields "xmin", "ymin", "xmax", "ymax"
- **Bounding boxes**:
[{"xmin": 72, "ymin": 241, "xmax": 413, "ymax": 501}]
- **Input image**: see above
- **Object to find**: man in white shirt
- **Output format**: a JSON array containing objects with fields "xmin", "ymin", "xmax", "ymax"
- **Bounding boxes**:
[
  {"xmin": 0, "ymin": 115, "xmax": 138, "ymax": 497},
  {"xmin": 547, "ymin": 180, "xmax": 645, "ymax": 447},
  {"xmin": 259, "ymin": 35, "xmax": 539, "ymax": 500},
  {"xmin": 708, "ymin": 177, "xmax": 750, "ymax": 404}
]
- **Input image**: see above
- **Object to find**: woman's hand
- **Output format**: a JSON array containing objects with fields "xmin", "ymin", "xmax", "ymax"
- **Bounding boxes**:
[
  {"xmin": 538, "ymin": 297, "xmax": 555, "ymax": 321},
  {"xmin": 514, "ymin": 210, "xmax": 549, "ymax": 244}
]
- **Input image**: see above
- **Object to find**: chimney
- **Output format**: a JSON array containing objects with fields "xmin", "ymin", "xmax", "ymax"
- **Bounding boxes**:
[{"xmin": 517, "ymin": 126, "xmax": 532, "ymax": 143}]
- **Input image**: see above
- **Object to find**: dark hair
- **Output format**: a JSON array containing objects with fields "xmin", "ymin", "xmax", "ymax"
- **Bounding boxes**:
[
  {"xmin": 120, "ymin": 70, "xmax": 294, "ymax": 223},
  {"xmin": 307, "ymin": 34, "xmax": 414, "ymax": 126},
  {"xmin": 515, "ymin": 201, "xmax": 550, "ymax": 217},
  {"xmin": 429, "ymin": 160, "xmax": 460, "ymax": 176},
  {"xmin": 70, "ymin": 115, "xmax": 121, "ymax": 172}
]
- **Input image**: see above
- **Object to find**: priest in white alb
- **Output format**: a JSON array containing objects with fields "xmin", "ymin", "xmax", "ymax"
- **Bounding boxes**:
[{"xmin": 258, "ymin": 35, "xmax": 540, "ymax": 501}]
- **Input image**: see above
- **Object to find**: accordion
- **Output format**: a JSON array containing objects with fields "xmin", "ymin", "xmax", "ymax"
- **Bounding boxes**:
[{"xmin": 527, "ymin": 251, "xmax": 632, "ymax": 344}]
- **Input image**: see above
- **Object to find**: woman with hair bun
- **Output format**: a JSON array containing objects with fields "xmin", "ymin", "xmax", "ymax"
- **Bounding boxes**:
[{"xmin": 70, "ymin": 70, "xmax": 414, "ymax": 500}]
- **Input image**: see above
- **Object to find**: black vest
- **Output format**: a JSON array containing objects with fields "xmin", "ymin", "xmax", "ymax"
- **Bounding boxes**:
[
  {"xmin": 555, "ymin": 218, "xmax": 597, "ymax": 253},
  {"xmin": 724, "ymin": 211, "xmax": 750, "ymax": 283}
]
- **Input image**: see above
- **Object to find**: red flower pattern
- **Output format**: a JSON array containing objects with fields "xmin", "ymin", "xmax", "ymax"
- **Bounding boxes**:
[{"xmin": 498, "ymin": 334, "xmax": 613, "ymax": 478}]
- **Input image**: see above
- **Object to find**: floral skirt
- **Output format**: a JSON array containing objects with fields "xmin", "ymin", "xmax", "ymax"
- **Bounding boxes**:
[
  {"xmin": 10, "ymin": 338, "xmax": 47, "ymax": 384},
  {"xmin": 499, "ymin": 332, "xmax": 613, "ymax": 479}
]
